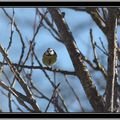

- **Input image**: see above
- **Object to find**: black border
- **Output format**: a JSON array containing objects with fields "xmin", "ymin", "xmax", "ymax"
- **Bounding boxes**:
[
  {"xmin": 0, "ymin": 1, "xmax": 119, "ymax": 7},
  {"xmin": 0, "ymin": 1, "xmax": 120, "ymax": 118},
  {"xmin": 0, "ymin": 113, "xmax": 120, "ymax": 118}
]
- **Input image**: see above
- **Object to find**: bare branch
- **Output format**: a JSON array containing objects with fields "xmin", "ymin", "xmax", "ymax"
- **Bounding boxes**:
[
  {"xmin": 86, "ymin": 8, "xmax": 107, "ymax": 35},
  {"xmin": 105, "ymin": 8, "xmax": 118, "ymax": 112},
  {"xmin": 0, "ymin": 43, "xmax": 41, "ymax": 112},
  {"xmin": 90, "ymin": 28, "xmax": 107, "ymax": 79},
  {"xmin": 48, "ymin": 8, "xmax": 105, "ymax": 112}
]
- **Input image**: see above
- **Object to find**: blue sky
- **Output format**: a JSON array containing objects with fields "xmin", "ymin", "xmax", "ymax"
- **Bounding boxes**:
[{"xmin": 0, "ymin": 8, "xmax": 109, "ymax": 112}]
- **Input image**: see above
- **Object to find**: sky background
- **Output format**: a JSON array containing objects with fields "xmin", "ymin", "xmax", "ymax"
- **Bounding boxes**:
[{"xmin": 0, "ymin": 7, "xmax": 116, "ymax": 112}]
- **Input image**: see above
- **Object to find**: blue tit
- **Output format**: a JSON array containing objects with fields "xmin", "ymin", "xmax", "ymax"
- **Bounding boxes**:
[{"xmin": 42, "ymin": 48, "xmax": 57, "ymax": 66}]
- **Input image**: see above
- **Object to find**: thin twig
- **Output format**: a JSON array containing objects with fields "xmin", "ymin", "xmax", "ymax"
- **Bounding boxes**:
[
  {"xmin": 0, "ymin": 43, "xmax": 41, "ymax": 112},
  {"xmin": 0, "ymin": 89, "xmax": 23, "ymax": 112},
  {"xmin": 64, "ymin": 75, "xmax": 85, "ymax": 112},
  {"xmin": 90, "ymin": 28, "xmax": 107, "ymax": 79}
]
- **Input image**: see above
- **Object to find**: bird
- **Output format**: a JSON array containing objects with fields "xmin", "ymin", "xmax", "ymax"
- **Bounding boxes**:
[{"xmin": 42, "ymin": 48, "xmax": 57, "ymax": 66}]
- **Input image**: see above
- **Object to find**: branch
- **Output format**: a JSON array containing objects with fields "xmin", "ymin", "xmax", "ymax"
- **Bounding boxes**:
[
  {"xmin": 2, "ymin": 8, "xmax": 25, "ymax": 68},
  {"xmin": 0, "ymin": 81, "xmax": 34, "ymax": 112},
  {"xmin": 0, "ymin": 61, "xmax": 76, "ymax": 76},
  {"xmin": 48, "ymin": 8, "xmax": 105, "ymax": 112},
  {"xmin": 64, "ymin": 75, "xmax": 84, "ymax": 112},
  {"xmin": 0, "ymin": 90, "xmax": 23, "ymax": 112},
  {"xmin": 117, "ymin": 47, "xmax": 120, "ymax": 61},
  {"xmin": 105, "ymin": 8, "xmax": 118, "ymax": 112},
  {"xmin": 69, "ymin": 7, "xmax": 107, "ymax": 35},
  {"xmin": 86, "ymin": 8, "xmax": 107, "ymax": 35},
  {"xmin": 0, "ymin": 44, "xmax": 41, "ymax": 112},
  {"xmin": 90, "ymin": 28, "xmax": 107, "ymax": 79}
]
